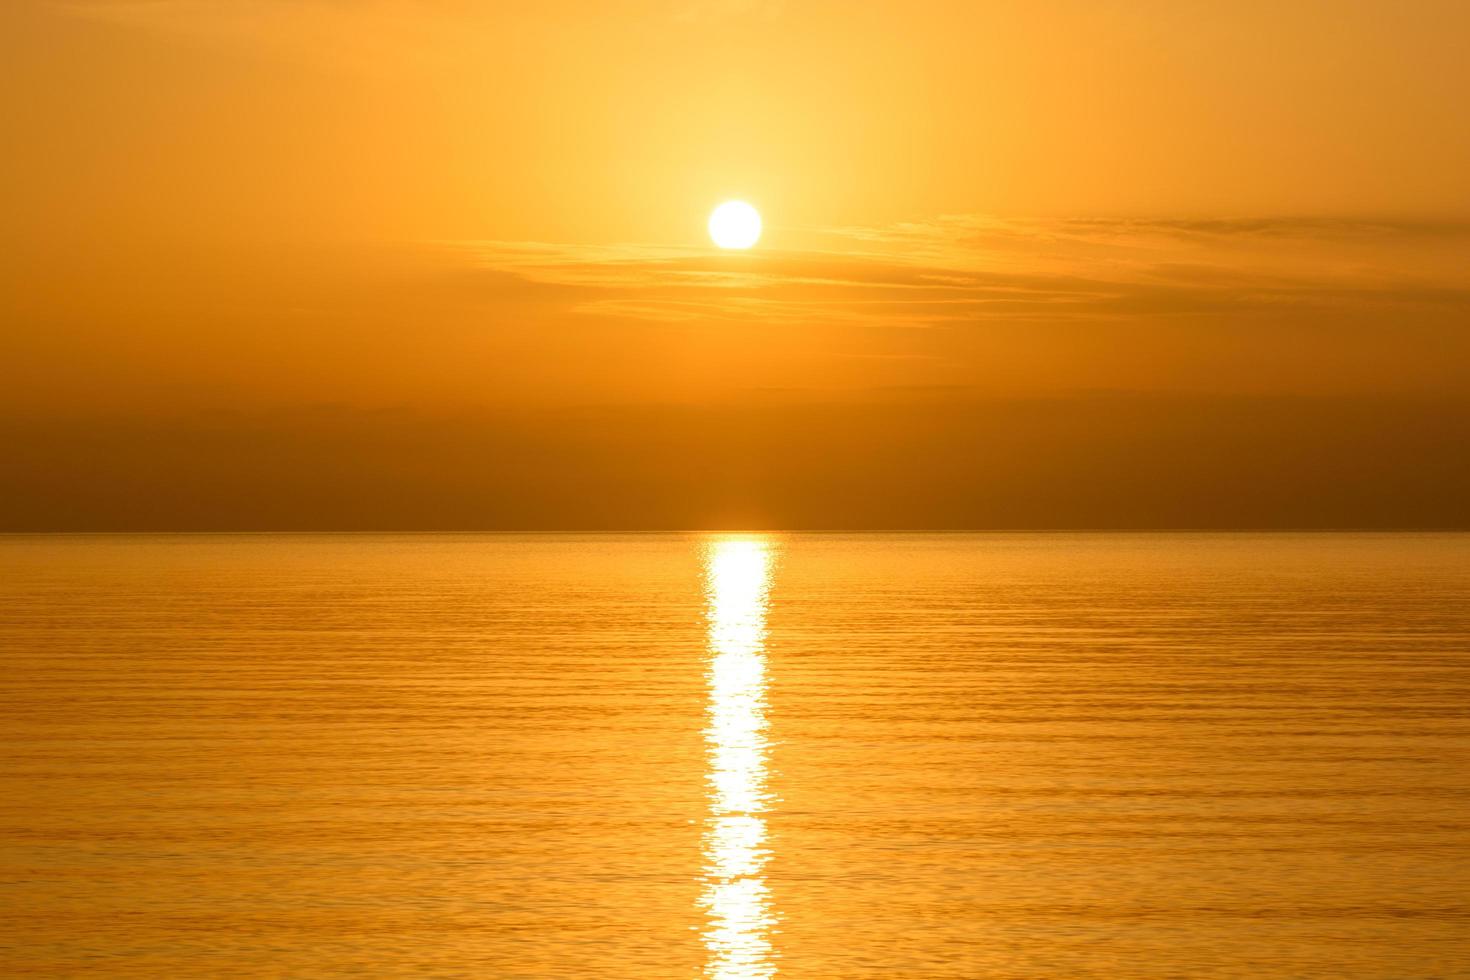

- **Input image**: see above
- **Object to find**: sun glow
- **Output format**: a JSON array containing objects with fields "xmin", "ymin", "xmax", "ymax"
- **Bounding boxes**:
[
  {"xmin": 708, "ymin": 201, "xmax": 762, "ymax": 249},
  {"xmin": 699, "ymin": 537, "xmax": 777, "ymax": 979}
]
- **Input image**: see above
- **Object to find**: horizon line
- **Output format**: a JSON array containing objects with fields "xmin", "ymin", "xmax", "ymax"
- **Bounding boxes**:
[{"xmin": 3, "ymin": 528, "xmax": 1466, "ymax": 536}]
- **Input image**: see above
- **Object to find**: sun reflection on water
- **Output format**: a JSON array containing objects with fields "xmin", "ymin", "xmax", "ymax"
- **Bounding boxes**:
[{"xmin": 700, "ymin": 537, "xmax": 777, "ymax": 979}]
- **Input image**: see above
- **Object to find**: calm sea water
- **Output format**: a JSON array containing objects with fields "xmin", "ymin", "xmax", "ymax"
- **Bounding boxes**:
[{"xmin": 2, "ymin": 533, "xmax": 1468, "ymax": 978}]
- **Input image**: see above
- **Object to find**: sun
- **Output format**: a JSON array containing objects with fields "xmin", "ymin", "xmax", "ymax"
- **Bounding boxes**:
[{"xmin": 708, "ymin": 200, "xmax": 762, "ymax": 249}]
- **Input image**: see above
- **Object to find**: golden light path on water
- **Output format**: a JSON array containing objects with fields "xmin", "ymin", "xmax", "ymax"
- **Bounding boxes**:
[{"xmin": 700, "ymin": 538, "xmax": 777, "ymax": 980}]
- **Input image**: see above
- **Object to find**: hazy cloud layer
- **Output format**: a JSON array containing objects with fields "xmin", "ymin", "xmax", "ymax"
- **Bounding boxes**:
[{"xmin": 6, "ymin": 392, "xmax": 1469, "ymax": 530}]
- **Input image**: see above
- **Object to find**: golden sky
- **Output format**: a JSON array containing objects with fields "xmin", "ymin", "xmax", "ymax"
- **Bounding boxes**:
[{"xmin": 4, "ymin": 1, "xmax": 1469, "ymax": 528}]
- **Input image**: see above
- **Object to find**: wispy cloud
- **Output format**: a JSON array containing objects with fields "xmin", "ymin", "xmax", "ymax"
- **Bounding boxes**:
[
  {"xmin": 446, "ymin": 216, "xmax": 1470, "ymax": 330},
  {"xmin": 49, "ymin": 0, "xmax": 496, "ymax": 73}
]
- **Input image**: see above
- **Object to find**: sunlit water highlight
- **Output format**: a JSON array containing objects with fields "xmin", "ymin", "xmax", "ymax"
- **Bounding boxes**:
[{"xmin": 700, "ymin": 538, "xmax": 777, "ymax": 979}]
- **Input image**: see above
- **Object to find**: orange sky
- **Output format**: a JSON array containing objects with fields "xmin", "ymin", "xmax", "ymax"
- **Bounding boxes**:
[{"xmin": 3, "ymin": 1, "xmax": 1469, "ymax": 528}]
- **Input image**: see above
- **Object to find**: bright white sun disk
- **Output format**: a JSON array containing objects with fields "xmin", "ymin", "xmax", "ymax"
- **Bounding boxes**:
[{"xmin": 709, "ymin": 201, "xmax": 762, "ymax": 249}]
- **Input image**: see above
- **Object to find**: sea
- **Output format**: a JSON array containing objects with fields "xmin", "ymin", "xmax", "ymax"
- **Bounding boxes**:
[{"xmin": 2, "ymin": 532, "xmax": 1468, "ymax": 977}]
